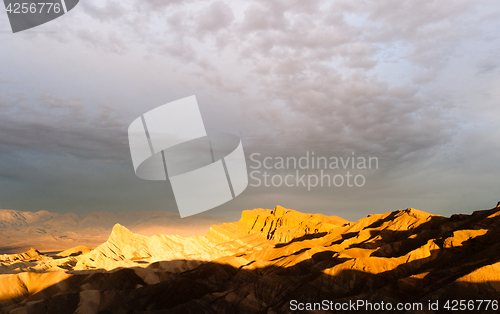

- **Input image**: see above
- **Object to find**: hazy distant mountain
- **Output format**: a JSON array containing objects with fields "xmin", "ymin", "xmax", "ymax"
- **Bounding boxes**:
[
  {"xmin": 1, "ymin": 204, "xmax": 500, "ymax": 313},
  {"xmin": 0, "ymin": 209, "xmax": 228, "ymax": 253}
]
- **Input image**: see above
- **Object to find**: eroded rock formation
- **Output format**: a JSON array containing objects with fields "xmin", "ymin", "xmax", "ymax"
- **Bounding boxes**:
[{"xmin": 1, "ymin": 204, "xmax": 500, "ymax": 313}]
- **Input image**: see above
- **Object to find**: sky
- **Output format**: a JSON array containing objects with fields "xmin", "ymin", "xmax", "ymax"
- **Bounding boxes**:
[{"xmin": 0, "ymin": 0, "xmax": 499, "ymax": 222}]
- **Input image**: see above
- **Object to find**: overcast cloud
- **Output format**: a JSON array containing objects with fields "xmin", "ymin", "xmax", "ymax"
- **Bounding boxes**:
[{"xmin": 0, "ymin": 0, "xmax": 499, "ymax": 220}]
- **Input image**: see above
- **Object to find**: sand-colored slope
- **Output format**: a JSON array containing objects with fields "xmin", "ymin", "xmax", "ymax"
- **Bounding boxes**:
[{"xmin": 0, "ymin": 271, "xmax": 72, "ymax": 307}]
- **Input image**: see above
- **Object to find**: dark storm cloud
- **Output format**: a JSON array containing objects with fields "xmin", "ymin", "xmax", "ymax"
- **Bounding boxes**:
[
  {"xmin": 0, "ymin": 0, "xmax": 499, "ymax": 218},
  {"xmin": 0, "ymin": 89, "xmax": 127, "ymax": 161}
]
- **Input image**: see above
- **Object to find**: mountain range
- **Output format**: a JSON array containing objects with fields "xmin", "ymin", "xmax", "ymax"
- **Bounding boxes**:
[
  {"xmin": 0, "ymin": 209, "xmax": 227, "ymax": 254},
  {"xmin": 1, "ymin": 204, "xmax": 500, "ymax": 313}
]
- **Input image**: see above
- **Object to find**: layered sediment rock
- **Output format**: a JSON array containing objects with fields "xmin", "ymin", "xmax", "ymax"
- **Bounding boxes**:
[{"xmin": 206, "ymin": 205, "xmax": 350, "ymax": 243}]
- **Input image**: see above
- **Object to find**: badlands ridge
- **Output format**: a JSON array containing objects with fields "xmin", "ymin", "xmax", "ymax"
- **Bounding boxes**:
[{"xmin": 1, "ymin": 204, "xmax": 500, "ymax": 313}]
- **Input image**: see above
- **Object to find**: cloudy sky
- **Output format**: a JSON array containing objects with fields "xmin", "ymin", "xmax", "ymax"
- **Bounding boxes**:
[{"xmin": 0, "ymin": 0, "xmax": 499, "ymax": 221}]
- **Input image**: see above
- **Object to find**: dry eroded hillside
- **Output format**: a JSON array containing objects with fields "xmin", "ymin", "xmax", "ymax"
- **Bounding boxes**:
[{"xmin": 1, "ymin": 204, "xmax": 500, "ymax": 313}]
